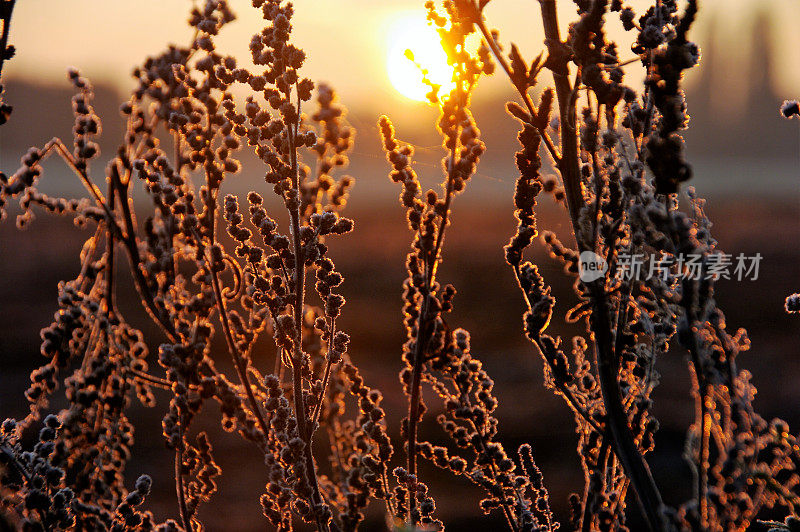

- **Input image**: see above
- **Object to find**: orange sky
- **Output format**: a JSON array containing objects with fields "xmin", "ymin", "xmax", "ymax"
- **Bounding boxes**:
[{"xmin": 4, "ymin": 0, "xmax": 799, "ymax": 112}]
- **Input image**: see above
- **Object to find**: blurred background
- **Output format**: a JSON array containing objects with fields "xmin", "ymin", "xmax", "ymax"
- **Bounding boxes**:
[{"xmin": 1, "ymin": 0, "xmax": 800, "ymax": 529}]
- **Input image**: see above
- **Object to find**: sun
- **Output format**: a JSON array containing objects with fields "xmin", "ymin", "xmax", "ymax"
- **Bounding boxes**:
[{"xmin": 386, "ymin": 15, "xmax": 455, "ymax": 102}]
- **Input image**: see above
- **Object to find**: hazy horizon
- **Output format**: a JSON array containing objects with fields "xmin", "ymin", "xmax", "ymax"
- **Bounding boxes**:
[
  {"xmin": 2, "ymin": 0, "xmax": 799, "ymax": 200},
  {"xmin": 4, "ymin": 0, "xmax": 800, "ymax": 112}
]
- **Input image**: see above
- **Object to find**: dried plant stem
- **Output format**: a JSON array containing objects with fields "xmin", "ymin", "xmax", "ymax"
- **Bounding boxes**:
[
  {"xmin": 405, "ymin": 133, "xmax": 461, "ymax": 525},
  {"xmin": 538, "ymin": 1, "xmax": 667, "ymax": 529},
  {"xmin": 405, "ymin": 298, "xmax": 428, "ymax": 524},
  {"xmin": 0, "ymin": 443, "xmax": 49, "ymax": 525},
  {"xmin": 312, "ymin": 318, "xmax": 336, "ymax": 425},
  {"xmin": 104, "ymin": 179, "xmax": 117, "ymax": 316},
  {"xmin": 591, "ymin": 287, "xmax": 665, "ymax": 531},
  {"xmin": 538, "ymin": 0, "xmax": 582, "ymax": 239},
  {"xmin": 0, "ymin": 444, "xmax": 32, "ymax": 485},
  {"xmin": 682, "ymin": 309, "xmax": 710, "ymax": 527},
  {"xmin": 199, "ymin": 141, "xmax": 272, "ymax": 449},
  {"xmin": 41, "ymin": 137, "xmax": 179, "ymax": 342},
  {"xmin": 463, "ymin": 405, "xmax": 522, "ymax": 532},
  {"xmin": 128, "ymin": 368, "xmax": 172, "ymax": 389},
  {"xmin": 512, "ymin": 264, "xmax": 604, "ymax": 434},
  {"xmin": 580, "ymin": 440, "xmax": 612, "ymax": 531},
  {"xmin": 108, "ymin": 158, "xmax": 174, "ymax": 332},
  {"xmin": 196, "ymin": 156, "xmax": 269, "ymax": 441},
  {"xmin": 208, "ymin": 264, "xmax": 270, "ymax": 435},
  {"xmin": 692, "ymin": 368, "xmax": 710, "ymax": 527},
  {"xmin": 288, "ymin": 117, "xmax": 332, "ymax": 532},
  {"xmin": 175, "ymin": 426, "xmax": 193, "ymax": 532},
  {"xmin": 46, "ymin": 139, "xmax": 117, "ymax": 226},
  {"xmin": 474, "ymin": 18, "xmax": 561, "ymax": 165}
]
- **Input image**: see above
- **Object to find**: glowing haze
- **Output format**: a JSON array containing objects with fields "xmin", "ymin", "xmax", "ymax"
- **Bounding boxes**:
[
  {"xmin": 386, "ymin": 14, "xmax": 455, "ymax": 102},
  {"xmin": 2, "ymin": 0, "xmax": 799, "ymax": 112}
]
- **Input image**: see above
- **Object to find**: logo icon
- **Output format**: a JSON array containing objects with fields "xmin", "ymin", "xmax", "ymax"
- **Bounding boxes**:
[{"xmin": 579, "ymin": 251, "xmax": 607, "ymax": 282}]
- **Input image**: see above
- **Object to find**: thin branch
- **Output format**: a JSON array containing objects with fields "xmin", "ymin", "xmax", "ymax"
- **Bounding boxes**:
[
  {"xmin": 175, "ymin": 428, "xmax": 194, "ymax": 532},
  {"xmin": 512, "ymin": 265, "xmax": 604, "ymax": 435},
  {"xmin": 104, "ymin": 179, "xmax": 117, "ymax": 317},
  {"xmin": 0, "ymin": 443, "xmax": 33, "ymax": 485},
  {"xmin": 127, "ymin": 368, "xmax": 173, "ymax": 390},
  {"xmin": 473, "ymin": 18, "xmax": 561, "ymax": 164},
  {"xmin": 590, "ymin": 282, "xmax": 667, "ymax": 531},
  {"xmin": 110, "ymin": 159, "xmax": 178, "ymax": 342},
  {"xmin": 209, "ymin": 259, "xmax": 270, "ymax": 440},
  {"xmin": 538, "ymin": 0, "xmax": 583, "ymax": 242},
  {"xmin": 405, "ymin": 107, "xmax": 463, "ymax": 526},
  {"xmin": 312, "ymin": 318, "xmax": 337, "ymax": 425},
  {"xmin": 286, "ymin": 90, "xmax": 332, "ymax": 532},
  {"xmin": 537, "ymin": 1, "xmax": 668, "ymax": 529}
]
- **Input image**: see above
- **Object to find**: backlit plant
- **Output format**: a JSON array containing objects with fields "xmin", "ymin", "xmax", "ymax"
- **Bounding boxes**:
[{"xmin": 2, "ymin": 1, "xmax": 800, "ymax": 531}]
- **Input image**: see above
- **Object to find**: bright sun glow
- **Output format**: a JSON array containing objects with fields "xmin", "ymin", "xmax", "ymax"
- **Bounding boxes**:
[{"xmin": 387, "ymin": 15, "xmax": 456, "ymax": 102}]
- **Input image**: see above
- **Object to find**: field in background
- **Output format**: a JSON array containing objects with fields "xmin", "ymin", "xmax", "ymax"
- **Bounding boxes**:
[{"xmin": 2, "ymin": 193, "xmax": 798, "ymax": 529}]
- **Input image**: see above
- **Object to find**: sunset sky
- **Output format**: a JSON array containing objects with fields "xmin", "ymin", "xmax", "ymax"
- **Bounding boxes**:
[{"xmin": 4, "ymin": 0, "xmax": 800, "ymax": 112}]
